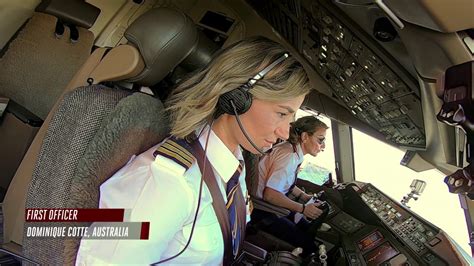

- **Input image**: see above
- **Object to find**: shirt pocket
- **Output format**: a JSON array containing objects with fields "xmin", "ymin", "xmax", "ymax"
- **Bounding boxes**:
[
  {"xmin": 182, "ymin": 207, "xmax": 223, "ymax": 252},
  {"xmin": 182, "ymin": 220, "xmax": 223, "ymax": 252}
]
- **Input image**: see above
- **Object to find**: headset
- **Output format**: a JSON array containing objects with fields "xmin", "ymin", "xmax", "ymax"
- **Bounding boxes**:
[
  {"xmin": 155, "ymin": 52, "xmax": 289, "ymax": 264},
  {"xmin": 217, "ymin": 53, "xmax": 289, "ymax": 115},
  {"xmin": 217, "ymin": 53, "xmax": 290, "ymax": 155}
]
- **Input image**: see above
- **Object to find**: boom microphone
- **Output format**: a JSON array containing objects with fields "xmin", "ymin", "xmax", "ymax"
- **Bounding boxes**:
[{"xmin": 231, "ymin": 100, "xmax": 270, "ymax": 155}]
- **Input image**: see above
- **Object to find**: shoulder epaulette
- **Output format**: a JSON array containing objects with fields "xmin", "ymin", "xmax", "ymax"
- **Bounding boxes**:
[{"xmin": 153, "ymin": 136, "xmax": 196, "ymax": 170}]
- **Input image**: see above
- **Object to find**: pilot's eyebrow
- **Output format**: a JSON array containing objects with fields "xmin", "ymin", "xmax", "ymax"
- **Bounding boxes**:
[{"xmin": 278, "ymin": 105, "xmax": 296, "ymax": 113}]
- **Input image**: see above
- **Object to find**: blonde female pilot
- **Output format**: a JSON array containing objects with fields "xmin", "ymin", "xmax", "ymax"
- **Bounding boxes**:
[{"xmin": 76, "ymin": 36, "xmax": 311, "ymax": 265}]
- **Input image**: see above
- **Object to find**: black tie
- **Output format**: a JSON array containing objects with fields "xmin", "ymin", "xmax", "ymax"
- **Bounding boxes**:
[{"xmin": 226, "ymin": 160, "xmax": 244, "ymax": 258}]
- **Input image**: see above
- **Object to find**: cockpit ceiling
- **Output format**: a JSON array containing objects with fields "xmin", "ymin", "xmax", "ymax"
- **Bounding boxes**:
[
  {"xmin": 385, "ymin": 0, "xmax": 474, "ymax": 33},
  {"xmin": 246, "ymin": 0, "xmax": 426, "ymax": 149}
]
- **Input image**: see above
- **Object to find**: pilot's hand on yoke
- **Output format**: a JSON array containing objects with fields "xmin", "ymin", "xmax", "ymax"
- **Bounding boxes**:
[
  {"xmin": 300, "ymin": 192, "xmax": 314, "ymax": 203},
  {"xmin": 303, "ymin": 201, "xmax": 324, "ymax": 220}
]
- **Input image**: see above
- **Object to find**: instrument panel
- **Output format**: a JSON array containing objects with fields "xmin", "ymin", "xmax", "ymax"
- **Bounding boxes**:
[
  {"xmin": 321, "ymin": 183, "xmax": 469, "ymax": 265},
  {"xmin": 360, "ymin": 185, "xmax": 438, "ymax": 256},
  {"xmin": 246, "ymin": 0, "xmax": 426, "ymax": 148}
]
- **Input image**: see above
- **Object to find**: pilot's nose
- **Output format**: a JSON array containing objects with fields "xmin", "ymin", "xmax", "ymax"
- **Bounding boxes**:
[{"xmin": 275, "ymin": 122, "xmax": 290, "ymax": 140}]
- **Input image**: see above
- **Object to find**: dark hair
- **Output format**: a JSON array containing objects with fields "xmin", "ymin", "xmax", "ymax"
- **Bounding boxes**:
[{"xmin": 288, "ymin": 116, "xmax": 328, "ymax": 144}]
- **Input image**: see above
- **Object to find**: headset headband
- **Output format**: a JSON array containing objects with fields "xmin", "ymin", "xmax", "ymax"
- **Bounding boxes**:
[
  {"xmin": 216, "ymin": 52, "xmax": 290, "ymax": 116},
  {"xmin": 244, "ymin": 53, "xmax": 289, "ymax": 89}
]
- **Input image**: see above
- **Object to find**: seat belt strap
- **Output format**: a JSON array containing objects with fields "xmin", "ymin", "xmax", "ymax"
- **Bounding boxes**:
[
  {"xmin": 155, "ymin": 136, "xmax": 246, "ymax": 264},
  {"xmin": 191, "ymin": 140, "xmax": 234, "ymax": 265}
]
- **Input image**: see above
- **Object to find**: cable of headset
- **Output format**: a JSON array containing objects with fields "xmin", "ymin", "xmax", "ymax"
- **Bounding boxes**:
[
  {"xmin": 231, "ymin": 99, "xmax": 267, "ymax": 156},
  {"xmin": 156, "ymin": 102, "xmax": 264, "ymax": 264},
  {"xmin": 153, "ymin": 121, "xmax": 213, "ymax": 264},
  {"xmin": 155, "ymin": 101, "xmax": 262, "ymax": 264},
  {"xmin": 154, "ymin": 52, "xmax": 290, "ymax": 264}
]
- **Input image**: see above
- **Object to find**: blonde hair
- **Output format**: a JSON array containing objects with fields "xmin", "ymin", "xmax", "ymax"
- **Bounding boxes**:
[
  {"xmin": 166, "ymin": 36, "xmax": 311, "ymax": 139},
  {"xmin": 288, "ymin": 116, "xmax": 328, "ymax": 144}
]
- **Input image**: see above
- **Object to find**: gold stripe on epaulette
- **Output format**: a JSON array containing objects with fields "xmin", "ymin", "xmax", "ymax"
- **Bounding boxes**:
[
  {"xmin": 156, "ymin": 145, "xmax": 193, "ymax": 169},
  {"xmin": 166, "ymin": 140, "xmax": 194, "ymax": 162},
  {"xmin": 161, "ymin": 141, "xmax": 194, "ymax": 164}
]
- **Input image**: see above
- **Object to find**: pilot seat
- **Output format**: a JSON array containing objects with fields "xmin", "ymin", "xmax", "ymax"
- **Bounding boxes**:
[{"xmin": 1, "ymin": 7, "xmax": 217, "ymax": 265}]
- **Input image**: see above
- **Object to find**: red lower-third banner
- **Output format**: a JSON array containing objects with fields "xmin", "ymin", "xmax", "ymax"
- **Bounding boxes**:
[{"xmin": 25, "ymin": 208, "xmax": 126, "ymax": 222}]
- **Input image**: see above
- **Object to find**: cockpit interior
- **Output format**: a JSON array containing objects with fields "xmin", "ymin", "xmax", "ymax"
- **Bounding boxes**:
[{"xmin": 0, "ymin": 0, "xmax": 473, "ymax": 265}]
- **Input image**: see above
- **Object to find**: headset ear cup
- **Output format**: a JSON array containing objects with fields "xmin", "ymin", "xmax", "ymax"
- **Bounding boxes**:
[{"xmin": 217, "ymin": 87, "xmax": 252, "ymax": 115}]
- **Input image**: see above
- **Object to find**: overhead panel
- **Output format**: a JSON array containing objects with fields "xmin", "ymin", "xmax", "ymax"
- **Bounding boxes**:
[{"xmin": 246, "ymin": 0, "xmax": 426, "ymax": 149}]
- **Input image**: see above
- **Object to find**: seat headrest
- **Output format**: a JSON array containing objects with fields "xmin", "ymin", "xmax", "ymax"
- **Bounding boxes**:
[
  {"xmin": 124, "ymin": 8, "xmax": 199, "ymax": 87},
  {"xmin": 179, "ymin": 30, "xmax": 220, "ymax": 72},
  {"xmin": 35, "ymin": 0, "xmax": 100, "ymax": 29}
]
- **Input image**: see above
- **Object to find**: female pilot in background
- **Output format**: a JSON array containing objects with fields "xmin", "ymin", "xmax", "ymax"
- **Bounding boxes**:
[
  {"xmin": 75, "ymin": 36, "xmax": 311, "ymax": 265},
  {"xmin": 253, "ymin": 116, "xmax": 329, "ymax": 256}
]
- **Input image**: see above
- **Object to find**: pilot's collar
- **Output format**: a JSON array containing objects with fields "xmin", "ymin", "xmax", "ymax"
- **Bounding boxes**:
[
  {"xmin": 198, "ymin": 126, "xmax": 243, "ymax": 183},
  {"xmin": 295, "ymin": 142, "xmax": 304, "ymax": 159}
]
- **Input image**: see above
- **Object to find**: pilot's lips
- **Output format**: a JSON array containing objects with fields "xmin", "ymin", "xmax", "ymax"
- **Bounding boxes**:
[{"xmin": 264, "ymin": 139, "xmax": 275, "ymax": 146}]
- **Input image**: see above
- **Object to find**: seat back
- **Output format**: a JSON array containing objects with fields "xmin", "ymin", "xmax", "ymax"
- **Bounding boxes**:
[
  {"xmin": 2, "ymin": 47, "xmax": 110, "ymax": 246},
  {"xmin": 14, "ymin": 7, "xmax": 216, "ymax": 265},
  {"xmin": 243, "ymin": 151, "xmax": 290, "ymax": 217},
  {"xmin": 243, "ymin": 150, "xmax": 261, "ymax": 198},
  {"xmin": 0, "ymin": 1, "xmax": 98, "ymax": 119},
  {"xmin": 0, "ymin": 0, "xmax": 99, "ymax": 222},
  {"xmin": 22, "ymin": 86, "xmax": 168, "ymax": 265}
]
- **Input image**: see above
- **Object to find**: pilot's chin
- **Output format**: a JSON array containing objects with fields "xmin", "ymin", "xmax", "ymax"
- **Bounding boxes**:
[
  {"xmin": 262, "ymin": 145, "xmax": 272, "ymax": 152},
  {"xmin": 248, "ymin": 149, "xmax": 261, "ymax": 155},
  {"xmin": 246, "ymin": 145, "xmax": 271, "ymax": 155}
]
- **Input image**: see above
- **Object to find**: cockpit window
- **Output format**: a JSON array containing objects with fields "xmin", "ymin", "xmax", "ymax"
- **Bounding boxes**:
[{"xmin": 352, "ymin": 128, "xmax": 470, "ymax": 254}]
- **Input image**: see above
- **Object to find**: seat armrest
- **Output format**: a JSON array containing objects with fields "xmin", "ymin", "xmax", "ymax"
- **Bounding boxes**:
[
  {"xmin": 252, "ymin": 197, "xmax": 291, "ymax": 217},
  {"xmin": 5, "ymin": 100, "xmax": 43, "ymax": 127},
  {"xmin": 0, "ymin": 242, "xmax": 40, "ymax": 265},
  {"xmin": 35, "ymin": 0, "xmax": 100, "ymax": 29},
  {"xmin": 0, "ymin": 97, "xmax": 8, "ymax": 117}
]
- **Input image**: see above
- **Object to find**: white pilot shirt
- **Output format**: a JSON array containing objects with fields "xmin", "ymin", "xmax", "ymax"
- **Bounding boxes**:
[
  {"xmin": 256, "ymin": 142, "xmax": 303, "ymax": 198},
  {"xmin": 75, "ymin": 126, "xmax": 250, "ymax": 265}
]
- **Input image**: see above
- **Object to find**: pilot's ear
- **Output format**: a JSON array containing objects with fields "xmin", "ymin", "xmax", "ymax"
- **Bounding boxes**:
[{"xmin": 301, "ymin": 132, "xmax": 309, "ymax": 143}]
